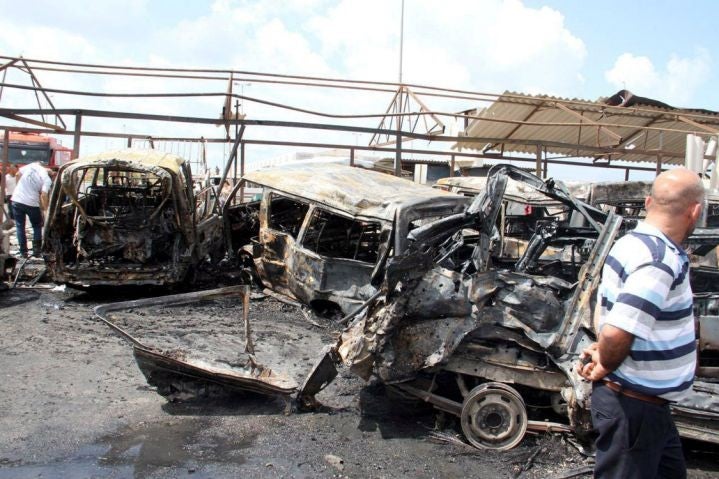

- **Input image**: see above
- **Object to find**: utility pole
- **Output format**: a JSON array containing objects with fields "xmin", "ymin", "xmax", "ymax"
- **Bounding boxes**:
[
  {"xmin": 399, "ymin": 0, "xmax": 405, "ymax": 83},
  {"xmin": 395, "ymin": 0, "xmax": 405, "ymax": 177}
]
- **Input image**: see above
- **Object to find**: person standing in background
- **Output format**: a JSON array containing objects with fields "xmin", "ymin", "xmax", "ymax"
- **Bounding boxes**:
[
  {"xmin": 11, "ymin": 162, "xmax": 52, "ymax": 257},
  {"xmin": 3, "ymin": 163, "xmax": 17, "ymax": 221}
]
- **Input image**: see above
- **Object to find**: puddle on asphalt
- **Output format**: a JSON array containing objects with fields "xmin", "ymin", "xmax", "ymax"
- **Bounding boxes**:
[
  {"xmin": 0, "ymin": 417, "xmax": 256, "ymax": 478},
  {"xmin": 96, "ymin": 417, "xmax": 254, "ymax": 476}
]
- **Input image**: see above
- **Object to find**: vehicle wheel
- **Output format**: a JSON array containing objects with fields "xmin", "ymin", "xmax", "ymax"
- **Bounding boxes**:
[{"xmin": 460, "ymin": 382, "xmax": 528, "ymax": 450}]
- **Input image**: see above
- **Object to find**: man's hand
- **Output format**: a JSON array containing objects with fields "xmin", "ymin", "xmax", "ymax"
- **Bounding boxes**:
[
  {"xmin": 576, "ymin": 343, "xmax": 611, "ymax": 382},
  {"xmin": 576, "ymin": 324, "xmax": 634, "ymax": 382}
]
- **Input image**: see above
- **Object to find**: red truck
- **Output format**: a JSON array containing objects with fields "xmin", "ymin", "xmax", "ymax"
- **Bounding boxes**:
[{"xmin": 1, "ymin": 131, "xmax": 72, "ymax": 169}]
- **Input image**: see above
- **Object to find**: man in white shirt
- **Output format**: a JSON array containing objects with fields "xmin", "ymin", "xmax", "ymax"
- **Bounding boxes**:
[{"xmin": 12, "ymin": 162, "xmax": 52, "ymax": 257}]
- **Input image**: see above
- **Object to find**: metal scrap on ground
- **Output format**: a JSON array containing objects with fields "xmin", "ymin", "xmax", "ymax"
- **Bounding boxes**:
[{"xmin": 24, "ymin": 161, "xmax": 719, "ymax": 451}]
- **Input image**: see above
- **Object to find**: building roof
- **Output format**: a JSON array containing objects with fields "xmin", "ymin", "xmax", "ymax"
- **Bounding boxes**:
[{"xmin": 454, "ymin": 90, "xmax": 719, "ymax": 165}]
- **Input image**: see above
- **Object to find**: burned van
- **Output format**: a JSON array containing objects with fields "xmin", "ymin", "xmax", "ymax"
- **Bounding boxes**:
[
  {"xmin": 587, "ymin": 179, "xmax": 719, "ymax": 228},
  {"xmin": 114, "ymin": 163, "xmax": 719, "ymax": 450},
  {"xmin": 43, "ymin": 149, "xmax": 224, "ymax": 287},
  {"xmin": 300, "ymin": 165, "xmax": 719, "ymax": 450},
  {"xmin": 223, "ymin": 163, "xmax": 470, "ymax": 315}
]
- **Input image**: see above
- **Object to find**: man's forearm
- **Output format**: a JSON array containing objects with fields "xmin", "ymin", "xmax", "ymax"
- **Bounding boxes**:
[
  {"xmin": 40, "ymin": 192, "xmax": 49, "ymax": 211},
  {"xmin": 597, "ymin": 325, "xmax": 634, "ymax": 373}
]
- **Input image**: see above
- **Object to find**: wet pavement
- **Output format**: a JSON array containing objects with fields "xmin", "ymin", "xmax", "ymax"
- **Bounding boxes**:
[{"xmin": 0, "ymin": 286, "xmax": 717, "ymax": 478}]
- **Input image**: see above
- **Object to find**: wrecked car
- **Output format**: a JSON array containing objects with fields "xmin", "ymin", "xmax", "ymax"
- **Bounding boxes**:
[
  {"xmin": 585, "ymin": 180, "xmax": 719, "ymax": 270},
  {"xmin": 433, "ymin": 175, "xmax": 591, "ymax": 264},
  {"xmin": 222, "ymin": 163, "xmax": 470, "ymax": 315},
  {"xmin": 101, "ymin": 163, "xmax": 718, "ymax": 451},
  {"xmin": 300, "ymin": 164, "xmax": 719, "ymax": 450},
  {"xmin": 587, "ymin": 178, "xmax": 719, "ymax": 229},
  {"xmin": 43, "ymin": 149, "xmax": 224, "ymax": 287}
]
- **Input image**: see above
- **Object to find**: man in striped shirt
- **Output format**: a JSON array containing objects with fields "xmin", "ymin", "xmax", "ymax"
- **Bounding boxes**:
[{"xmin": 578, "ymin": 167, "xmax": 704, "ymax": 479}]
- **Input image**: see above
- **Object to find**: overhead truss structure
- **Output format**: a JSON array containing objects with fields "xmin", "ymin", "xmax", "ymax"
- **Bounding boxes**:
[{"xmin": 1, "ymin": 54, "xmax": 718, "ymax": 180}]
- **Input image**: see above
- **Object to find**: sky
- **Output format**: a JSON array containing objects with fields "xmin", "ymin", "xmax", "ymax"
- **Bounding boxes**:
[{"xmin": 1, "ymin": 0, "xmax": 717, "ymax": 180}]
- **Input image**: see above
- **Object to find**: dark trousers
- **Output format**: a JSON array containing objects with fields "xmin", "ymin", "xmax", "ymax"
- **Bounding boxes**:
[
  {"xmin": 12, "ymin": 201, "xmax": 42, "ymax": 256},
  {"xmin": 591, "ymin": 382, "xmax": 686, "ymax": 479}
]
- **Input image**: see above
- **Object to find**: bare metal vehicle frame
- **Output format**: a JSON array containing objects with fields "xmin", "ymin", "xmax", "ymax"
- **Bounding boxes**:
[
  {"xmin": 93, "ymin": 163, "xmax": 719, "ymax": 450},
  {"xmin": 300, "ymin": 164, "xmax": 719, "ymax": 449},
  {"xmin": 222, "ymin": 163, "xmax": 469, "ymax": 315},
  {"xmin": 43, "ymin": 149, "xmax": 224, "ymax": 287}
]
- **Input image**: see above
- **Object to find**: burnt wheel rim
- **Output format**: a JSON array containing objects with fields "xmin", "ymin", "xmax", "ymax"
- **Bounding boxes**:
[{"xmin": 460, "ymin": 383, "xmax": 528, "ymax": 450}]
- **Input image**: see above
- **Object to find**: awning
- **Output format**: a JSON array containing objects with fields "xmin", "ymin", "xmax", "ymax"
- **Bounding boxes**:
[{"xmin": 454, "ymin": 90, "xmax": 719, "ymax": 165}]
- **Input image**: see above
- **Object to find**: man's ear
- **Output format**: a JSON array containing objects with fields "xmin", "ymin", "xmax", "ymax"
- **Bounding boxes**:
[
  {"xmin": 690, "ymin": 202, "xmax": 703, "ymax": 222},
  {"xmin": 644, "ymin": 195, "xmax": 652, "ymax": 211}
]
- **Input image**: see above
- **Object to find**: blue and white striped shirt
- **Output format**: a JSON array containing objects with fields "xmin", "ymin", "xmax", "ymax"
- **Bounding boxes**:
[{"xmin": 598, "ymin": 221, "xmax": 696, "ymax": 401}]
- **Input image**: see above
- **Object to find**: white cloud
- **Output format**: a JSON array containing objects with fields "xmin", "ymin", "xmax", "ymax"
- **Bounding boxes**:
[
  {"xmin": 302, "ymin": 0, "xmax": 586, "ymax": 95},
  {"xmin": 0, "ymin": 23, "xmax": 99, "ymax": 63},
  {"xmin": 605, "ymin": 53, "xmax": 657, "ymax": 91},
  {"xmin": 0, "ymin": 0, "xmax": 590, "ymax": 164},
  {"xmin": 1, "ymin": 1, "xmax": 589, "ymax": 101},
  {"xmin": 604, "ymin": 49, "xmax": 711, "ymax": 106}
]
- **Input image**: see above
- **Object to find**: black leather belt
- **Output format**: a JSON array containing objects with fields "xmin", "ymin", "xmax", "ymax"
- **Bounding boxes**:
[{"xmin": 602, "ymin": 380, "xmax": 668, "ymax": 406}]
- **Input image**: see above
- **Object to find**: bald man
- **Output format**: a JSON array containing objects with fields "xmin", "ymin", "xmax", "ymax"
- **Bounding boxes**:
[{"xmin": 578, "ymin": 167, "xmax": 704, "ymax": 479}]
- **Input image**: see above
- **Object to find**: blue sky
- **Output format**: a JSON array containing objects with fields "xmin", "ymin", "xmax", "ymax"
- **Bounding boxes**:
[
  {"xmin": 0, "ymin": 0, "xmax": 716, "ymax": 178},
  {"xmin": 526, "ymin": 0, "xmax": 716, "ymax": 107}
]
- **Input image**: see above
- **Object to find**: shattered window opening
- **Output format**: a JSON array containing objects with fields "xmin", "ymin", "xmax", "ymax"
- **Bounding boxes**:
[
  {"xmin": 707, "ymin": 203, "xmax": 719, "ymax": 227},
  {"xmin": 302, "ymin": 208, "xmax": 381, "ymax": 263},
  {"xmin": 408, "ymin": 215, "xmax": 452, "ymax": 232},
  {"xmin": 194, "ymin": 185, "xmax": 216, "ymax": 219},
  {"xmin": 78, "ymin": 167, "xmax": 170, "ymax": 224},
  {"xmin": 267, "ymin": 194, "xmax": 309, "ymax": 239}
]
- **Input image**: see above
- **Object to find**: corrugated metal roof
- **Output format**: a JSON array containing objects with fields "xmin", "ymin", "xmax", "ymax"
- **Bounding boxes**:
[{"xmin": 453, "ymin": 90, "xmax": 719, "ymax": 165}]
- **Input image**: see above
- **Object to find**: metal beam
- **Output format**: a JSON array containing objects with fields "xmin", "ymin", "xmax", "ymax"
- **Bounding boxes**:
[
  {"xmin": 18, "ymin": 58, "xmax": 67, "ymax": 130},
  {"xmin": 614, "ymin": 116, "xmax": 663, "ymax": 150},
  {"xmin": 485, "ymin": 100, "xmax": 545, "ymax": 153},
  {"xmin": 0, "ymin": 113, "xmax": 65, "ymax": 131},
  {"xmin": 0, "ymin": 120, "xmax": 684, "ymax": 173},
  {"xmin": 239, "ymin": 141, "xmax": 245, "ymax": 202},
  {"xmin": 677, "ymin": 115, "xmax": 719, "ymax": 135},
  {"xmin": 405, "ymin": 86, "xmax": 445, "ymax": 134},
  {"xmin": 0, "ymin": 107, "xmax": 688, "ymax": 161},
  {"xmin": 0, "ymin": 58, "xmax": 19, "ymax": 73},
  {"xmin": 395, "ymin": 100, "xmax": 402, "ymax": 177},
  {"xmin": 0, "ymin": 59, "xmax": 19, "ymax": 103},
  {"xmin": 6, "ymin": 54, "xmax": 719, "ymax": 127},
  {"xmin": 213, "ymin": 124, "xmax": 246, "ymax": 211},
  {"xmin": 554, "ymin": 102, "xmax": 622, "ymax": 143},
  {"xmin": 71, "ymin": 113, "xmax": 82, "ymax": 160}
]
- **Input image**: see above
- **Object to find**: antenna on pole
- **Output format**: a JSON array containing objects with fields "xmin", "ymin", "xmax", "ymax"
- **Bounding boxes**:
[{"xmin": 399, "ymin": 0, "xmax": 405, "ymax": 83}]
